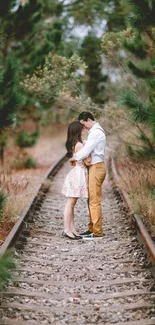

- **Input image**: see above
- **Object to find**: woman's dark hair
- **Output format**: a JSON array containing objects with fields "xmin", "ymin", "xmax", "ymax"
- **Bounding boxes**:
[
  {"xmin": 78, "ymin": 111, "xmax": 94, "ymax": 121},
  {"xmin": 66, "ymin": 121, "xmax": 83, "ymax": 158}
]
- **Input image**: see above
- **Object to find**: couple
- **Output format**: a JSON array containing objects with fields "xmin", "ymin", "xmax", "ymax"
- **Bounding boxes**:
[{"xmin": 62, "ymin": 111, "xmax": 106, "ymax": 240}]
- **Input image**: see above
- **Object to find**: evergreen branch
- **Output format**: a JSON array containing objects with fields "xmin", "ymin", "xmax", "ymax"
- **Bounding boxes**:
[
  {"xmin": 145, "ymin": 29, "xmax": 155, "ymax": 43},
  {"xmin": 115, "ymin": 120, "xmax": 154, "ymax": 150},
  {"xmin": 128, "ymin": 61, "xmax": 153, "ymax": 79},
  {"xmin": 125, "ymin": 0, "xmax": 155, "ymax": 30},
  {"xmin": 123, "ymin": 37, "xmax": 148, "ymax": 59},
  {"xmin": 117, "ymin": 135, "xmax": 148, "ymax": 149},
  {"xmin": 117, "ymin": 115, "xmax": 155, "ymax": 150},
  {"xmin": 149, "ymin": 108, "xmax": 155, "ymax": 139},
  {"xmin": 120, "ymin": 91, "xmax": 151, "ymax": 123},
  {"xmin": 136, "ymin": 124, "xmax": 154, "ymax": 150}
]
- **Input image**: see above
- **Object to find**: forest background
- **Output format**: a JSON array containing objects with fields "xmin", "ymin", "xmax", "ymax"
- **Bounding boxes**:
[{"xmin": 0, "ymin": 0, "xmax": 155, "ymax": 276}]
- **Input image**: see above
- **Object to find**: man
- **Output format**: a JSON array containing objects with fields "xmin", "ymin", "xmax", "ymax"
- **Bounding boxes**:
[{"xmin": 71, "ymin": 111, "xmax": 106, "ymax": 238}]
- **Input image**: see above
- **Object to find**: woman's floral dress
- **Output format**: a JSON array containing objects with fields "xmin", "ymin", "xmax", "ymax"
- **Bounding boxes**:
[{"xmin": 62, "ymin": 160, "xmax": 88, "ymax": 198}]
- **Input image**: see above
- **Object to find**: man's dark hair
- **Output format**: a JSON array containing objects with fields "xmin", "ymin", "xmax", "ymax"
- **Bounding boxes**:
[{"xmin": 78, "ymin": 111, "xmax": 94, "ymax": 121}]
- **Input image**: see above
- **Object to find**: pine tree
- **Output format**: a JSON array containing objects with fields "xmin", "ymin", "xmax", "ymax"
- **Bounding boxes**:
[
  {"xmin": 106, "ymin": 0, "xmax": 127, "ymax": 32},
  {"xmin": 119, "ymin": 0, "xmax": 155, "ymax": 159},
  {"xmin": 80, "ymin": 34, "xmax": 108, "ymax": 103},
  {"xmin": 0, "ymin": 54, "xmax": 24, "ymax": 163},
  {"xmin": 12, "ymin": 1, "xmax": 64, "ymax": 73},
  {"xmin": 0, "ymin": 0, "xmax": 24, "ymax": 164},
  {"xmin": 0, "ymin": 0, "xmax": 16, "ymax": 63}
]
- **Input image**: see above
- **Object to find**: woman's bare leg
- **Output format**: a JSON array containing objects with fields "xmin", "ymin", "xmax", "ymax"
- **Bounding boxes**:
[
  {"xmin": 64, "ymin": 197, "xmax": 77, "ymax": 237},
  {"xmin": 69, "ymin": 198, "xmax": 78, "ymax": 235}
]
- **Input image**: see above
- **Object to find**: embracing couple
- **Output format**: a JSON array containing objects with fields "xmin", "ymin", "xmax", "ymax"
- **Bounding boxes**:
[{"xmin": 62, "ymin": 111, "xmax": 106, "ymax": 240}]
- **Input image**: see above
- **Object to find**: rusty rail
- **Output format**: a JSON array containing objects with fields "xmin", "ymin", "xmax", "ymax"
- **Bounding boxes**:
[
  {"xmin": 111, "ymin": 158, "xmax": 155, "ymax": 269},
  {"xmin": 0, "ymin": 155, "xmax": 67, "ymax": 256}
]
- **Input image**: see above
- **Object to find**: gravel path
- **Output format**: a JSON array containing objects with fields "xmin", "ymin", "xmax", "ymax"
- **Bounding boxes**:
[{"xmin": 0, "ymin": 161, "xmax": 155, "ymax": 325}]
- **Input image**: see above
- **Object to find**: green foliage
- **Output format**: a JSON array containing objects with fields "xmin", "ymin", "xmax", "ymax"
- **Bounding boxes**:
[
  {"xmin": 127, "ymin": 143, "xmax": 155, "ymax": 160},
  {"xmin": 0, "ymin": 52, "xmax": 25, "ymax": 163},
  {"xmin": 16, "ymin": 130, "xmax": 39, "ymax": 148},
  {"xmin": 126, "ymin": 126, "xmax": 155, "ymax": 161},
  {"xmin": 80, "ymin": 33, "xmax": 108, "ymax": 103},
  {"xmin": 13, "ymin": 0, "xmax": 42, "ymax": 40},
  {"xmin": 106, "ymin": 0, "xmax": 127, "ymax": 32},
  {"xmin": 0, "ymin": 191, "xmax": 7, "ymax": 220},
  {"xmin": 0, "ymin": 1, "xmax": 24, "ymax": 163},
  {"xmin": 124, "ymin": 0, "xmax": 155, "ymax": 31},
  {"xmin": 0, "ymin": 54, "xmax": 24, "ymax": 130},
  {"xmin": 0, "ymin": 0, "xmax": 127, "ymax": 128},
  {"xmin": 63, "ymin": 0, "xmax": 106, "ymax": 25},
  {"xmin": 0, "ymin": 251, "xmax": 16, "ymax": 290},
  {"xmin": 0, "ymin": 191, "xmax": 7, "ymax": 210},
  {"xmin": 0, "ymin": 0, "xmax": 16, "ymax": 18},
  {"xmin": 123, "ymin": 32, "xmax": 149, "ymax": 59},
  {"xmin": 13, "ymin": 1, "xmax": 64, "ymax": 73},
  {"xmin": 128, "ymin": 60, "xmax": 154, "ymax": 79},
  {"xmin": 12, "ymin": 153, "xmax": 37, "ymax": 170},
  {"xmin": 120, "ymin": 91, "xmax": 151, "ymax": 123},
  {"xmin": 0, "ymin": 0, "xmax": 17, "ymax": 64},
  {"xmin": 21, "ymin": 19, "xmax": 63, "ymax": 72},
  {"xmin": 0, "ymin": 135, "xmax": 7, "ymax": 151},
  {"xmin": 23, "ymin": 54, "xmax": 86, "ymax": 108},
  {"xmin": 102, "ymin": 0, "xmax": 155, "ymax": 159},
  {"xmin": 25, "ymin": 157, "xmax": 36, "ymax": 169},
  {"xmin": 42, "ymin": 0, "xmax": 126, "ymax": 29},
  {"xmin": 101, "ymin": 31, "xmax": 123, "ymax": 56}
]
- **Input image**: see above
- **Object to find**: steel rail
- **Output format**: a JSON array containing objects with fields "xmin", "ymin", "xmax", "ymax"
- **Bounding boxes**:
[
  {"xmin": 0, "ymin": 155, "xmax": 67, "ymax": 256},
  {"xmin": 111, "ymin": 158, "xmax": 155, "ymax": 271}
]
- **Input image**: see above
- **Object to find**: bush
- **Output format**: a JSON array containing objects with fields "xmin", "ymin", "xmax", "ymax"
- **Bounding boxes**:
[
  {"xmin": 16, "ymin": 130, "xmax": 39, "ymax": 148},
  {"xmin": 25, "ymin": 157, "xmax": 36, "ymax": 169},
  {"xmin": 12, "ymin": 153, "xmax": 37, "ymax": 170},
  {"xmin": 0, "ymin": 252, "xmax": 16, "ymax": 290}
]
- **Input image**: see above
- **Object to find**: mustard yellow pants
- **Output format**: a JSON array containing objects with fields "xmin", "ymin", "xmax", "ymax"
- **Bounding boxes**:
[{"xmin": 88, "ymin": 162, "xmax": 106, "ymax": 236}]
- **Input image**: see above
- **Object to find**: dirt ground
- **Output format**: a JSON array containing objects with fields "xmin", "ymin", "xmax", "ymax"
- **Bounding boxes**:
[{"xmin": 12, "ymin": 124, "xmax": 67, "ymax": 186}]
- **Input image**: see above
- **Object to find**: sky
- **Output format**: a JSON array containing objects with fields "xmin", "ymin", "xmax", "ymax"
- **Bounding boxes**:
[{"xmin": 70, "ymin": 19, "xmax": 107, "ymax": 38}]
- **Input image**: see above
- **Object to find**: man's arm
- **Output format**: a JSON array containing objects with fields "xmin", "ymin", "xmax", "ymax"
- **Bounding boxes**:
[{"xmin": 73, "ymin": 133, "xmax": 100, "ymax": 161}]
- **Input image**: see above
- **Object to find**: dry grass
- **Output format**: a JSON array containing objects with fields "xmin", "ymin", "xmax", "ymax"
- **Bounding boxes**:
[
  {"xmin": 0, "ymin": 172, "xmax": 30, "ymax": 196},
  {"xmin": 3, "ymin": 195, "xmax": 31, "ymax": 223},
  {"xmin": 117, "ymin": 158, "xmax": 155, "ymax": 237},
  {"xmin": 0, "ymin": 171, "xmax": 35, "ymax": 228},
  {"xmin": 0, "ymin": 172, "xmax": 32, "ymax": 244},
  {"xmin": 0, "ymin": 168, "xmax": 48, "ymax": 243},
  {"xmin": 0, "ymin": 123, "xmax": 66, "ymax": 245}
]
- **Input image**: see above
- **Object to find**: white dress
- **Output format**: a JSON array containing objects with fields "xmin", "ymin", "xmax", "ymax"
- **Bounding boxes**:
[{"xmin": 62, "ymin": 160, "xmax": 88, "ymax": 198}]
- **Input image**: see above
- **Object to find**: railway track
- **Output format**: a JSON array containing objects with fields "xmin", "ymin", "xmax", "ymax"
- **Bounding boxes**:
[{"xmin": 0, "ymin": 158, "xmax": 155, "ymax": 325}]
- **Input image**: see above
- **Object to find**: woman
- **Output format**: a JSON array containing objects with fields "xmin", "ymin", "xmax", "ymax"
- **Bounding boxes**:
[{"xmin": 61, "ymin": 121, "xmax": 91, "ymax": 240}]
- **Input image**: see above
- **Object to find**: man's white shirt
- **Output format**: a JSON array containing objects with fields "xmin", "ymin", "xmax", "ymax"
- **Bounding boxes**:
[{"xmin": 73, "ymin": 122, "xmax": 106, "ymax": 165}]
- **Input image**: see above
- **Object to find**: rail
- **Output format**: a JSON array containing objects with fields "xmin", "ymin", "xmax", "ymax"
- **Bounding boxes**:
[{"xmin": 111, "ymin": 157, "xmax": 155, "ymax": 276}]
